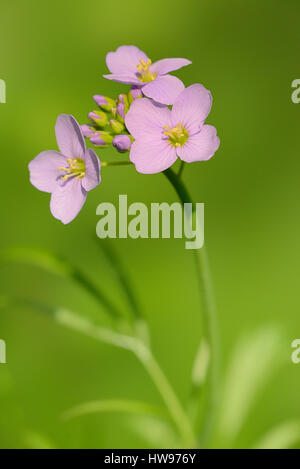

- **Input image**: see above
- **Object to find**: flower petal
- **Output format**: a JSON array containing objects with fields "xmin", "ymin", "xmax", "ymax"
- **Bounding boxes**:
[
  {"xmin": 55, "ymin": 114, "xmax": 86, "ymax": 159},
  {"xmin": 106, "ymin": 45, "xmax": 149, "ymax": 75},
  {"xmin": 171, "ymin": 84, "xmax": 212, "ymax": 134},
  {"xmin": 28, "ymin": 150, "xmax": 66, "ymax": 193},
  {"xmin": 82, "ymin": 148, "xmax": 101, "ymax": 192},
  {"xmin": 125, "ymin": 98, "xmax": 172, "ymax": 139},
  {"xmin": 176, "ymin": 125, "xmax": 220, "ymax": 162},
  {"xmin": 150, "ymin": 58, "xmax": 192, "ymax": 76},
  {"xmin": 50, "ymin": 178, "xmax": 87, "ymax": 224},
  {"xmin": 130, "ymin": 137, "xmax": 177, "ymax": 174},
  {"xmin": 142, "ymin": 75, "xmax": 185, "ymax": 105},
  {"xmin": 103, "ymin": 73, "xmax": 141, "ymax": 86}
]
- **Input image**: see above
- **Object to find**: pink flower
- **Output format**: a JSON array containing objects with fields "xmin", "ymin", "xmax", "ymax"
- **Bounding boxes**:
[
  {"xmin": 125, "ymin": 84, "xmax": 220, "ymax": 174},
  {"xmin": 29, "ymin": 115, "xmax": 101, "ymax": 224},
  {"xmin": 103, "ymin": 45, "xmax": 191, "ymax": 105}
]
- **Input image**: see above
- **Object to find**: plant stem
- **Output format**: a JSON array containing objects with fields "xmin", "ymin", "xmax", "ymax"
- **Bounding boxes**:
[
  {"xmin": 178, "ymin": 160, "xmax": 185, "ymax": 178},
  {"xmin": 71, "ymin": 268, "xmax": 122, "ymax": 321},
  {"xmin": 96, "ymin": 241, "xmax": 142, "ymax": 321},
  {"xmin": 56, "ymin": 309, "xmax": 196, "ymax": 448},
  {"xmin": 164, "ymin": 168, "xmax": 193, "ymax": 205},
  {"xmin": 193, "ymin": 246, "xmax": 220, "ymax": 445},
  {"xmin": 163, "ymin": 167, "xmax": 221, "ymax": 446},
  {"xmin": 101, "ymin": 161, "xmax": 132, "ymax": 167},
  {"xmin": 134, "ymin": 345, "xmax": 197, "ymax": 448}
]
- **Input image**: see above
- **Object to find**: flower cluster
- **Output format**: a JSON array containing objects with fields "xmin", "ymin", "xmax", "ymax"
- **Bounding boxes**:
[
  {"xmin": 29, "ymin": 45, "xmax": 220, "ymax": 224},
  {"xmin": 81, "ymin": 87, "xmax": 142, "ymax": 153}
]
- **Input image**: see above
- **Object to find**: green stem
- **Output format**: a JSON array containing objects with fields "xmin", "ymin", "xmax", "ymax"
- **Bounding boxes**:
[
  {"xmin": 101, "ymin": 161, "xmax": 132, "ymax": 167},
  {"xmin": 193, "ymin": 246, "xmax": 220, "ymax": 445},
  {"xmin": 178, "ymin": 160, "xmax": 185, "ymax": 178},
  {"xmin": 57, "ymin": 309, "xmax": 196, "ymax": 448},
  {"xmin": 164, "ymin": 168, "xmax": 193, "ymax": 205},
  {"xmin": 135, "ymin": 346, "xmax": 197, "ymax": 448},
  {"xmin": 96, "ymin": 241, "xmax": 142, "ymax": 321},
  {"xmin": 71, "ymin": 268, "xmax": 122, "ymax": 321},
  {"xmin": 163, "ymin": 167, "xmax": 221, "ymax": 446}
]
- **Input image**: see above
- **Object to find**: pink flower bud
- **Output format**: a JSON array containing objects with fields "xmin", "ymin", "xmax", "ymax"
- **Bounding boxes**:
[
  {"xmin": 80, "ymin": 124, "xmax": 95, "ymax": 138},
  {"xmin": 112, "ymin": 135, "xmax": 132, "ymax": 152}
]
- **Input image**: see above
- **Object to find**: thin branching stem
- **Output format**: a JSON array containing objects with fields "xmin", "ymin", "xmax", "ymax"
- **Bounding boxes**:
[
  {"xmin": 56, "ymin": 309, "xmax": 197, "ymax": 448},
  {"xmin": 163, "ymin": 167, "xmax": 221, "ymax": 446}
]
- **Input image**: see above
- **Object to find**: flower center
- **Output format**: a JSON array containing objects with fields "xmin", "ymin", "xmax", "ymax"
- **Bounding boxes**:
[
  {"xmin": 136, "ymin": 59, "xmax": 156, "ymax": 83},
  {"xmin": 163, "ymin": 123, "xmax": 189, "ymax": 147},
  {"xmin": 59, "ymin": 158, "xmax": 85, "ymax": 181}
]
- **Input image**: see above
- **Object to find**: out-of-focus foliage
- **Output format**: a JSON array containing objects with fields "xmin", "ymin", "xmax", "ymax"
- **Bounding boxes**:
[{"xmin": 0, "ymin": 0, "xmax": 299, "ymax": 449}]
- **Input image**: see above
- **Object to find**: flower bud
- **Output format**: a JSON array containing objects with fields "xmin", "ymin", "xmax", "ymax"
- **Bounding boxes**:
[
  {"xmin": 128, "ymin": 87, "xmax": 143, "ymax": 104},
  {"xmin": 112, "ymin": 135, "xmax": 132, "ymax": 153},
  {"xmin": 117, "ymin": 93, "xmax": 129, "ymax": 107},
  {"xmin": 80, "ymin": 124, "xmax": 95, "ymax": 138},
  {"xmin": 88, "ymin": 110, "xmax": 108, "ymax": 128},
  {"xmin": 109, "ymin": 119, "xmax": 125, "ymax": 134},
  {"xmin": 93, "ymin": 95, "xmax": 116, "ymax": 112},
  {"xmin": 116, "ymin": 94, "xmax": 129, "ymax": 119},
  {"xmin": 116, "ymin": 103, "xmax": 125, "ymax": 121},
  {"xmin": 90, "ymin": 131, "xmax": 113, "ymax": 146}
]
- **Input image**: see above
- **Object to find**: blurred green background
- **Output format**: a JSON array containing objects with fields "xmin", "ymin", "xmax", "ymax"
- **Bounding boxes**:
[{"xmin": 0, "ymin": 0, "xmax": 299, "ymax": 449}]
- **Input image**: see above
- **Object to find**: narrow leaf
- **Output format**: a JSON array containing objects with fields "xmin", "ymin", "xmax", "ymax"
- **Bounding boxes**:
[
  {"xmin": 128, "ymin": 415, "xmax": 180, "ymax": 448},
  {"xmin": 23, "ymin": 430, "xmax": 56, "ymax": 449},
  {"xmin": 192, "ymin": 337, "xmax": 210, "ymax": 388},
  {"xmin": 8, "ymin": 297, "xmax": 138, "ymax": 352},
  {"xmin": 96, "ymin": 240, "xmax": 142, "ymax": 320},
  {"xmin": 254, "ymin": 421, "xmax": 300, "ymax": 449},
  {"xmin": 62, "ymin": 399, "xmax": 169, "ymax": 422},
  {"xmin": 218, "ymin": 325, "xmax": 283, "ymax": 443},
  {"xmin": 0, "ymin": 246, "xmax": 121, "ymax": 320}
]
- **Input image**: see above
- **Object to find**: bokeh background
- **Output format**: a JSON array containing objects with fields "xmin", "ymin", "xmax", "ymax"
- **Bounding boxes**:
[{"xmin": 0, "ymin": 0, "xmax": 299, "ymax": 449}]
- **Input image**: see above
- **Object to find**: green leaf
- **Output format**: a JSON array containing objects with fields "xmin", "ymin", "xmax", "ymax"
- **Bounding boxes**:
[
  {"xmin": 62, "ymin": 399, "xmax": 169, "ymax": 422},
  {"xmin": 187, "ymin": 338, "xmax": 210, "ymax": 426},
  {"xmin": 254, "ymin": 421, "xmax": 300, "ymax": 449},
  {"xmin": 191, "ymin": 337, "xmax": 210, "ymax": 389},
  {"xmin": 23, "ymin": 430, "xmax": 56, "ymax": 449},
  {"xmin": 127, "ymin": 415, "xmax": 180, "ymax": 448},
  {"xmin": 0, "ymin": 246, "xmax": 122, "ymax": 320},
  {"xmin": 1, "ymin": 246, "xmax": 73, "ymax": 277},
  {"xmin": 7, "ymin": 298, "xmax": 139, "ymax": 352},
  {"xmin": 96, "ymin": 240, "xmax": 142, "ymax": 320},
  {"xmin": 218, "ymin": 325, "xmax": 283, "ymax": 443}
]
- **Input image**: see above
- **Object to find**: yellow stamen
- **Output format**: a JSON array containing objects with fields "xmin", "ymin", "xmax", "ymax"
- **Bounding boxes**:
[
  {"xmin": 136, "ymin": 59, "xmax": 156, "ymax": 83},
  {"xmin": 59, "ymin": 157, "xmax": 85, "ymax": 181},
  {"xmin": 163, "ymin": 123, "xmax": 189, "ymax": 147}
]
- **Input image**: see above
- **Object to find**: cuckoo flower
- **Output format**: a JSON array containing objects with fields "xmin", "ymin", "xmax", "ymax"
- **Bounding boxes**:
[
  {"xmin": 125, "ymin": 84, "xmax": 220, "ymax": 174},
  {"xmin": 103, "ymin": 45, "xmax": 191, "ymax": 105},
  {"xmin": 29, "ymin": 114, "xmax": 101, "ymax": 224}
]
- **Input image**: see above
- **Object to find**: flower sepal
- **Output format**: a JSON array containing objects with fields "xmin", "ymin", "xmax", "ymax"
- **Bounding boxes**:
[
  {"xmin": 93, "ymin": 94, "xmax": 116, "ymax": 112},
  {"xmin": 109, "ymin": 119, "xmax": 125, "ymax": 134},
  {"xmin": 88, "ymin": 110, "xmax": 108, "ymax": 128}
]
